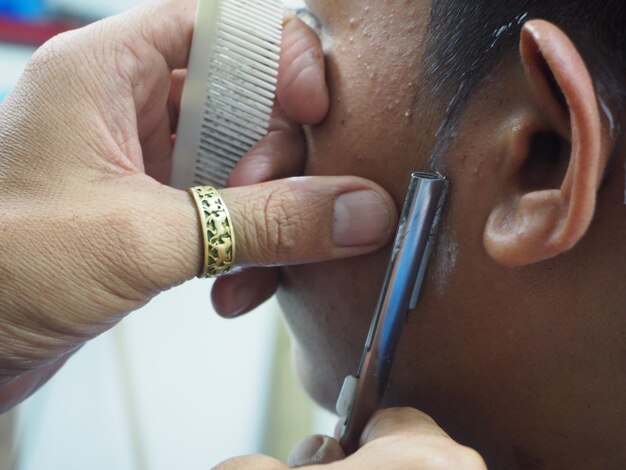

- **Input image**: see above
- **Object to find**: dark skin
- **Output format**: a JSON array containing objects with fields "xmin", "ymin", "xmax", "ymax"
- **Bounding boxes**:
[
  {"xmin": 278, "ymin": 1, "xmax": 626, "ymax": 468},
  {"xmin": 0, "ymin": 1, "xmax": 489, "ymax": 468}
]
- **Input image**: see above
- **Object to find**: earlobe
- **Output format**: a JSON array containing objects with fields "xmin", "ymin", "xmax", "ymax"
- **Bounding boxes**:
[{"xmin": 484, "ymin": 20, "xmax": 610, "ymax": 267}]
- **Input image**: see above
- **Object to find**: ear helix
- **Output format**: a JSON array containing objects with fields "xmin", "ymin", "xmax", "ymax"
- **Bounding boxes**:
[{"xmin": 483, "ymin": 20, "xmax": 605, "ymax": 267}]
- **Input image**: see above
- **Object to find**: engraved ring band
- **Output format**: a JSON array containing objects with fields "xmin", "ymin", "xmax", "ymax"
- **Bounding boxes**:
[{"xmin": 188, "ymin": 186, "xmax": 236, "ymax": 278}]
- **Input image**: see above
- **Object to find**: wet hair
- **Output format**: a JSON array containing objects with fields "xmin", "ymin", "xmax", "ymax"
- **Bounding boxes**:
[{"xmin": 421, "ymin": 0, "xmax": 626, "ymax": 149}]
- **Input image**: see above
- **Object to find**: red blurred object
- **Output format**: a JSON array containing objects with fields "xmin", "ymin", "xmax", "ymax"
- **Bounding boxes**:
[{"xmin": 0, "ymin": 15, "xmax": 84, "ymax": 46}]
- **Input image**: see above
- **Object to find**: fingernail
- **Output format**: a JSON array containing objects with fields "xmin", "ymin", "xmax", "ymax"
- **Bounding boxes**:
[{"xmin": 333, "ymin": 190, "xmax": 392, "ymax": 247}]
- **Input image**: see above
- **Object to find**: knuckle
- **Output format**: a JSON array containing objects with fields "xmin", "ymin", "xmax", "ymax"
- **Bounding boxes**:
[
  {"xmin": 250, "ymin": 183, "xmax": 304, "ymax": 263},
  {"xmin": 28, "ymin": 33, "xmax": 74, "ymax": 76},
  {"xmin": 23, "ymin": 31, "xmax": 87, "ymax": 108}
]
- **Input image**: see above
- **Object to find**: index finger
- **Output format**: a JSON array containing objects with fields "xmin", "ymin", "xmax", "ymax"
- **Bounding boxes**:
[{"xmin": 278, "ymin": 15, "xmax": 329, "ymax": 125}]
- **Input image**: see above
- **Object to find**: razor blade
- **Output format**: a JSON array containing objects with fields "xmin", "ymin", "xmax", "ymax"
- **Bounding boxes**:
[{"xmin": 336, "ymin": 172, "xmax": 449, "ymax": 455}]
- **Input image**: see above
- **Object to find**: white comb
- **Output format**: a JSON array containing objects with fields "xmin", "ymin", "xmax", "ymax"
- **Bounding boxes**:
[{"xmin": 171, "ymin": 0, "xmax": 283, "ymax": 189}]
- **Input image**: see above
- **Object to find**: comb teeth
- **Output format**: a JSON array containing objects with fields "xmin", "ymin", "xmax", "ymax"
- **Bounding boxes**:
[{"xmin": 172, "ymin": 0, "xmax": 283, "ymax": 189}]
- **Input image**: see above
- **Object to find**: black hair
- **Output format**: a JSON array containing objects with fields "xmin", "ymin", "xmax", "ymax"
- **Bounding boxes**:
[
  {"xmin": 425, "ymin": 1, "xmax": 626, "ymax": 94},
  {"xmin": 421, "ymin": 0, "xmax": 626, "ymax": 170}
]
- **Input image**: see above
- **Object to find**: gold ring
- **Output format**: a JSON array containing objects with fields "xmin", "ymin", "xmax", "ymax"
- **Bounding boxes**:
[{"xmin": 188, "ymin": 186, "xmax": 236, "ymax": 278}]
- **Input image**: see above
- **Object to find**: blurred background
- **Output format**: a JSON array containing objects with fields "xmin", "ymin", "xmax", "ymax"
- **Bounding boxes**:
[{"xmin": 0, "ymin": 0, "xmax": 337, "ymax": 469}]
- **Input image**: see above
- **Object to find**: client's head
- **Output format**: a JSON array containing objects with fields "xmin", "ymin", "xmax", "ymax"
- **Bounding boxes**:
[{"xmin": 278, "ymin": 1, "xmax": 626, "ymax": 467}]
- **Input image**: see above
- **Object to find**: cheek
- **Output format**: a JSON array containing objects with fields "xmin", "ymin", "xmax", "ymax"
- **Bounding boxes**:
[{"xmin": 278, "ymin": 250, "xmax": 389, "ymax": 408}]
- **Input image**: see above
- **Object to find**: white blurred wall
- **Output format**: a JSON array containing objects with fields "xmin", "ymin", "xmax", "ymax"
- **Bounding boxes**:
[{"xmin": 14, "ymin": 281, "xmax": 281, "ymax": 470}]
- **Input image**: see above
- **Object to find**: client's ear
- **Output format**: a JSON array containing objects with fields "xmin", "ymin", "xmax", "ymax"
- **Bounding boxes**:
[{"xmin": 484, "ymin": 19, "xmax": 612, "ymax": 267}]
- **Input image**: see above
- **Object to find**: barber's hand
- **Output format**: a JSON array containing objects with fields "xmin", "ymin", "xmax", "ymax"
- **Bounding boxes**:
[
  {"xmin": 0, "ymin": 0, "xmax": 397, "ymax": 410},
  {"xmin": 216, "ymin": 408, "xmax": 486, "ymax": 469}
]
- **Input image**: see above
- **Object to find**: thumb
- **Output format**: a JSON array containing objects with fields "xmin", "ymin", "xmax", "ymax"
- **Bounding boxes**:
[
  {"xmin": 360, "ymin": 408, "xmax": 452, "ymax": 446},
  {"xmin": 288, "ymin": 436, "xmax": 346, "ymax": 467},
  {"xmin": 221, "ymin": 176, "xmax": 398, "ymax": 267},
  {"xmin": 126, "ymin": 175, "xmax": 397, "ymax": 292}
]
